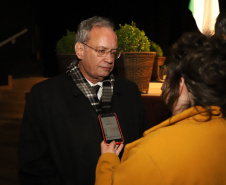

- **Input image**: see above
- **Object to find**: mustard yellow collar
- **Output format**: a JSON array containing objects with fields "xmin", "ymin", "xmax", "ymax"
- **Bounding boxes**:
[{"xmin": 143, "ymin": 106, "xmax": 222, "ymax": 136}]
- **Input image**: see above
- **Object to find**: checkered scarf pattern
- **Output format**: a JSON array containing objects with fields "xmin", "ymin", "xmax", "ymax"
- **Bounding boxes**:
[{"xmin": 67, "ymin": 61, "xmax": 114, "ymax": 113}]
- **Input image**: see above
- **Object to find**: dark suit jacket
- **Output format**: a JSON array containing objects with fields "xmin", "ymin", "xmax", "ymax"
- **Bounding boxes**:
[{"xmin": 18, "ymin": 74, "xmax": 148, "ymax": 185}]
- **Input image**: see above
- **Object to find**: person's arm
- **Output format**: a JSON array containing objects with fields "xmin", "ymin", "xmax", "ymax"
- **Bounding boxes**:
[
  {"xmin": 95, "ymin": 153, "xmax": 120, "ymax": 185},
  {"xmin": 95, "ymin": 142, "xmax": 164, "ymax": 185},
  {"xmin": 95, "ymin": 141, "xmax": 123, "ymax": 185},
  {"xmin": 18, "ymin": 86, "xmax": 62, "ymax": 185}
]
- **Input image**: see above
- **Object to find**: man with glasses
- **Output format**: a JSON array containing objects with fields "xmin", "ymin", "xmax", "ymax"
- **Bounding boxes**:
[{"xmin": 18, "ymin": 16, "xmax": 148, "ymax": 185}]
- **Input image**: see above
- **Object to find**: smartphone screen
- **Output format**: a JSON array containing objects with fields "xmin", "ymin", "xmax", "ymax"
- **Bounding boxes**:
[{"xmin": 99, "ymin": 113, "xmax": 124, "ymax": 144}]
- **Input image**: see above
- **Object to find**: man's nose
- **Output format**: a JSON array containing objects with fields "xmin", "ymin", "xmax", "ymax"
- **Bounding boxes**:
[{"xmin": 104, "ymin": 52, "xmax": 114, "ymax": 63}]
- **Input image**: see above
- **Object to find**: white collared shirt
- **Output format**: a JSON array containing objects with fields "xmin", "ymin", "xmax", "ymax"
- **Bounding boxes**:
[{"xmin": 87, "ymin": 80, "xmax": 103, "ymax": 100}]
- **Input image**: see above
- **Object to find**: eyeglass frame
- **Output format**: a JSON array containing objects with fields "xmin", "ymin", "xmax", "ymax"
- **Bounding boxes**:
[{"xmin": 81, "ymin": 42, "xmax": 121, "ymax": 59}]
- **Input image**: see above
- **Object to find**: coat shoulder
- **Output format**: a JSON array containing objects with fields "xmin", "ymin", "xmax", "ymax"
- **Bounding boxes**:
[
  {"xmin": 114, "ymin": 78, "xmax": 140, "ymax": 93},
  {"xmin": 31, "ymin": 74, "xmax": 71, "ymax": 91}
]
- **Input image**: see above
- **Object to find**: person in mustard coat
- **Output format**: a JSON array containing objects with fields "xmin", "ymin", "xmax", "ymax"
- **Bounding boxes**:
[{"xmin": 95, "ymin": 32, "xmax": 226, "ymax": 185}]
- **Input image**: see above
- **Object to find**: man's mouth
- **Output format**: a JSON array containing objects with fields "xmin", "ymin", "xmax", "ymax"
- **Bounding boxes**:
[{"xmin": 101, "ymin": 66, "xmax": 112, "ymax": 71}]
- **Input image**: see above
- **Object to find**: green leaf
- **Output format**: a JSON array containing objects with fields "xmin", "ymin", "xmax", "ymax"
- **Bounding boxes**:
[
  {"xmin": 149, "ymin": 40, "xmax": 163, "ymax": 57},
  {"xmin": 115, "ymin": 22, "xmax": 150, "ymax": 52},
  {"xmin": 56, "ymin": 30, "xmax": 76, "ymax": 53}
]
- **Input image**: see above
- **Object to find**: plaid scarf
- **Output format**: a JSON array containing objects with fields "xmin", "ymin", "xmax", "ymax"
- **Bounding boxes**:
[{"xmin": 67, "ymin": 61, "xmax": 114, "ymax": 114}]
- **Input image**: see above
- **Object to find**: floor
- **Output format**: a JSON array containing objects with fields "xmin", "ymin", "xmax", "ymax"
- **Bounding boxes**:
[
  {"xmin": 0, "ymin": 77, "xmax": 47, "ymax": 185},
  {"xmin": 0, "ymin": 119, "xmax": 21, "ymax": 185}
]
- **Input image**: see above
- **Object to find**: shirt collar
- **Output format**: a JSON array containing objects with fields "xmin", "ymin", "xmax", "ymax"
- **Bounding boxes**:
[{"xmin": 86, "ymin": 79, "xmax": 103, "ymax": 88}]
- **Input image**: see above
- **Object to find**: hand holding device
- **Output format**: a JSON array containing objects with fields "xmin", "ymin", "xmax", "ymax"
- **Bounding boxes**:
[{"xmin": 100, "ymin": 141, "xmax": 124, "ymax": 156}]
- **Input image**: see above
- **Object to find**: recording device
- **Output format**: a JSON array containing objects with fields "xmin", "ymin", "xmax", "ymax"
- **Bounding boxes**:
[{"xmin": 98, "ymin": 113, "xmax": 124, "ymax": 144}]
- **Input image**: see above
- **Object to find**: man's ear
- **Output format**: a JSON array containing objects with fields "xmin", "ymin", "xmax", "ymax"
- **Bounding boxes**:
[{"xmin": 75, "ymin": 42, "xmax": 84, "ymax": 60}]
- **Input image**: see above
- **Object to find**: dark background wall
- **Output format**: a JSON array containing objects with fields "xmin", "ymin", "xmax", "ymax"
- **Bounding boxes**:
[{"xmin": 1, "ymin": 0, "xmax": 226, "ymax": 78}]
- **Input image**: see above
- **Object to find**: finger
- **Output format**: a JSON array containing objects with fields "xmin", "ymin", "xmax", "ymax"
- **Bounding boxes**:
[
  {"xmin": 115, "ymin": 143, "xmax": 124, "ymax": 156},
  {"xmin": 118, "ymin": 143, "xmax": 124, "ymax": 151},
  {"xmin": 101, "ymin": 140, "xmax": 109, "ymax": 154},
  {"xmin": 101, "ymin": 140, "xmax": 107, "ymax": 148},
  {"xmin": 114, "ymin": 144, "xmax": 119, "ymax": 150},
  {"xmin": 108, "ymin": 140, "xmax": 115, "ymax": 149}
]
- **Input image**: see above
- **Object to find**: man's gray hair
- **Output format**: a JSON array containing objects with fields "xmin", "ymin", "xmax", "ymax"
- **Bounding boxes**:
[{"xmin": 75, "ymin": 16, "xmax": 115, "ymax": 43}]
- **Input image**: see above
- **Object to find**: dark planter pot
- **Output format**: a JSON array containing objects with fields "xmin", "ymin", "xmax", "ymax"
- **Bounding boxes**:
[
  {"xmin": 113, "ymin": 52, "xmax": 156, "ymax": 93},
  {"xmin": 56, "ymin": 53, "xmax": 77, "ymax": 74}
]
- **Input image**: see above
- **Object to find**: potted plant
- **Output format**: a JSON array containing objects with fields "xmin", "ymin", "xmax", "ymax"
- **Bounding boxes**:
[
  {"xmin": 150, "ymin": 41, "xmax": 166, "ymax": 81},
  {"xmin": 55, "ymin": 30, "xmax": 77, "ymax": 73},
  {"xmin": 114, "ymin": 22, "xmax": 156, "ymax": 93}
]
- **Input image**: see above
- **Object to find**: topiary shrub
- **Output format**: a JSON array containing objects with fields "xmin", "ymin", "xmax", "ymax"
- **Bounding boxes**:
[
  {"xmin": 115, "ymin": 22, "xmax": 150, "ymax": 52},
  {"xmin": 150, "ymin": 40, "xmax": 163, "ymax": 57},
  {"xmin": 56, "ymin": 30, "xmax": 76, "ymax": 53}
]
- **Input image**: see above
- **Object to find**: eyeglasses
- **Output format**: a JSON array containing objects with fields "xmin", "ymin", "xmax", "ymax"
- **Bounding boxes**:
[{"xmin": 81, "ymin": 42, "xmax": 121, "ymax": 59}]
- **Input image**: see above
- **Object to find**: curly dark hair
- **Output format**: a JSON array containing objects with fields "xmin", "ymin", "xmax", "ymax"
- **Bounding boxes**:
[{"xmin": 162, "ymin": 32, "xmax": 226, "ymax": 118}]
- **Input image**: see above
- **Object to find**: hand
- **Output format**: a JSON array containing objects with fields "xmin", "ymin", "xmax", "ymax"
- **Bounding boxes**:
[{"xmin": 101, "ymin": 141, "xmax": 124, "ymax": 156}]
